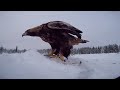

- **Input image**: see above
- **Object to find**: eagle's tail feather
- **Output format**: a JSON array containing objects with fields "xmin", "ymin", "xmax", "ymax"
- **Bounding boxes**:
[{"xmin": 69, "ymin": 38, "xmax": 89, "ymax": 45}]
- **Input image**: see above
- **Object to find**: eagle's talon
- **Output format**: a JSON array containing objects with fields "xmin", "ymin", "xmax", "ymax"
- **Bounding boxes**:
[
  {"xmin": 63, "ymin": 60, "xmax": 66, "ymax": 62},
  {"xmin": 59, "ymin": 54, "xmax": 66, "ymax": 61}
]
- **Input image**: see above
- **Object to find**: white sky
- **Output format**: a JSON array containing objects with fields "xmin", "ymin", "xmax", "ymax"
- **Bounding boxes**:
[{"xmin": 0, "ymin": 11, "xmax": 120, "ymax": 49}]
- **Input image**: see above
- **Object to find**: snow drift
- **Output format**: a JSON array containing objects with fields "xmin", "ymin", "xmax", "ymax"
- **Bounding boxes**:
[{"xmin": 0, "ymin": 50, "xmax": 120, "ymax": 79}]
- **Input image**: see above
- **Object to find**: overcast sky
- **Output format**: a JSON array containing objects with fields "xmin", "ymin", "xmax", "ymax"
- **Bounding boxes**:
[{"xmin": 0, "ymin": 11, "xmax": 120, "ymax": 49}]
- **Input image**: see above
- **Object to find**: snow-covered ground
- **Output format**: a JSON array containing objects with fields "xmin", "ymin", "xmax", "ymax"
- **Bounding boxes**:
[{"xmin": 0, "ymin": 50, "xmax": 120, "ymax": 79}]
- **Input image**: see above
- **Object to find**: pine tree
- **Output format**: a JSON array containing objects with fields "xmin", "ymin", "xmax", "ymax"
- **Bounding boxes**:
[
  {"xmin": 0, "ymin": 46, "xmax": 3, "ymax": 54},
  {"xmin": 15, "ymin": 46, "xmax": 18, "ymax": 52},
  {"xmin": 113, "ymin": 44, "xmax": 119, "ymax": 53},
  {"xmin": 119, "ymin": 45, "xmax": 120, "ymax": 52}
]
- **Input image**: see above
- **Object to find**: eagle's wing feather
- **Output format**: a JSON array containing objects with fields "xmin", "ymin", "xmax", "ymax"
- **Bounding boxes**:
[
  {"xmin": 47, "ymin": 21, "xmax": 82, "ymax": 39},
  {"xmin": 47, "ymin": 21, "xmax": 83, "ymax": 33}
]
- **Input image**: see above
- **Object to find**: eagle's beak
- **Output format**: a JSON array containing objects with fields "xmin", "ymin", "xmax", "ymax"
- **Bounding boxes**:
[{"xmin": 22, "ymin": 32, "xmax": 27, "ymax": 37}]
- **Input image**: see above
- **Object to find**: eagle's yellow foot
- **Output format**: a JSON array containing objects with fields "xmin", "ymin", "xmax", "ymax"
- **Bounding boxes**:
[
  {"xmin": 49, "ymin": 54, "xmax": 58, "ymax": 58},
  {"xmin": 47, "ymin": 53, "xmax": 53, "ymax": 57},
  {"xmin": 59, "ymin": 54, "xmax": 66, "ymax": 62},
  {"xmin": 48, "ymin": 49, "xmax": 56, "ymax": 57}
]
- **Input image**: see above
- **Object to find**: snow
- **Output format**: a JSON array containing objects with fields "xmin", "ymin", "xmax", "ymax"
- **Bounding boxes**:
[
  {"xmin": 74, "ymin": 53, "xmax": 120, "ymax": 79},
  {"xmin": 0, "ymin": 50, "xmax": 120, "ymax": 79}
]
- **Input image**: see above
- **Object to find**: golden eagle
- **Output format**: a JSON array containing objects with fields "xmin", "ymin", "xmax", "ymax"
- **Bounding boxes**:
[{"xmin": 22, "ymin": 21, "xmax": 89, "ymax": 61}]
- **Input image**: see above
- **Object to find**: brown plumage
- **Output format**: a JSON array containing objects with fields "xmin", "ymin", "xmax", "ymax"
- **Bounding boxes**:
[{"xmin": 22, "ymin": 21, "xmax": 89, "ymax": 61}]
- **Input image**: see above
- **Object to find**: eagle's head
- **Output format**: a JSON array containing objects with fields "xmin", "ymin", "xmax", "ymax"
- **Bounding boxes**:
[{"xmin": 22, "ymin": 25, "xmax": 43, "ymax": 37}]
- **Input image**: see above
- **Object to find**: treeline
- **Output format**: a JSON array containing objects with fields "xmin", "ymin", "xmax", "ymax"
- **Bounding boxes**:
[
  {"xmin": 1, "ymin": 44, "xmax": 120, "ymax": 55},
  {"xmin": 37, "ymin": 44, "xmax": 120, "ymax": 55},
  {"xmin": 71, "ymin": 44, "xmax": 120, "ymax": 55},
  {"xmin": 0, "ymin": 46, "xmax": 27, "ymax": 54}
]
